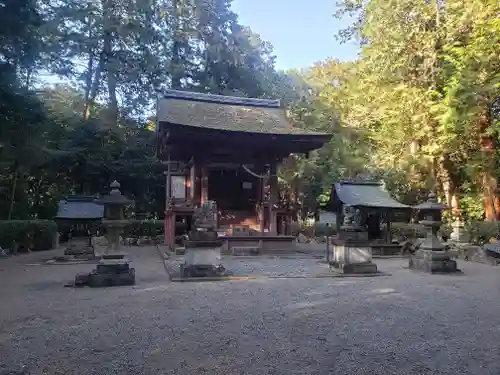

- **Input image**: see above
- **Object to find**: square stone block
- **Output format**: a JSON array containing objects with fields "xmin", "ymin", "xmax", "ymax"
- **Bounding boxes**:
[
  {"xmin": 88, "ymin": 268, "xmax": 135, "ymax": 287},
  {"xmin": 101, "ymin": 253, "xmax": 125, "ymax": 260},
  {"xmin": 331, "ymin": 244, "xmax": 373, "ymax": 264},
  {"xmin": 96, "ymin": 259, "xmax": 130, "ymax": 274},
  {"xmin": 332, "ymin": 262, "xmax": 378, "ymax": 274},
  {"xmin": 409, "ymin": 250, "xmax": 460, "ymax": 273},
  {"xmin": 184, "ymin": 248, "xmax": 221, "ymax": 267}
]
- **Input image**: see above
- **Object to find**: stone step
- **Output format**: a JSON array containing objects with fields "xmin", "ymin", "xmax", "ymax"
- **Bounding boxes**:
[{"xmin": 232, "ymin": 246, "xmax": 260, "ymax": 256}]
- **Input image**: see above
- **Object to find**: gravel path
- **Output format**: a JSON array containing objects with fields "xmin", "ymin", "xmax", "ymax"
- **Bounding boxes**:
[{"xmin": 1, "ymin": 248, "xmax": 500, "ymax": 375}]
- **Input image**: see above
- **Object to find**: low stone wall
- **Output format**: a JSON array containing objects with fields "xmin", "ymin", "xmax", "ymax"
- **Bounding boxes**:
[{"xmin": 220, "ymin": 236, "xmax": 296, "ymax": 255}]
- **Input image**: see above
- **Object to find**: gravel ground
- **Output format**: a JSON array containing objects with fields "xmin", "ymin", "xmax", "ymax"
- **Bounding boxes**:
[{"xmin": 1, "ymin": 247, "xmax": 500, "ymax": 375}]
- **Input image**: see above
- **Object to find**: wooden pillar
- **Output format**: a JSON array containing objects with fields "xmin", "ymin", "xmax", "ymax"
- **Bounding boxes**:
[
  {"xmin": 189, "ymin": 164, "xmax": 196, "ymax": 200},
  {"xmin": 259, "ymin": 165, "xmax": 266, "ymax": 234},
  {"xmin": 200, "ymin": 164, "xmax": 209, "ymax": 204},
  {"xmin": 164, "ymin": 211, "xmax": 176, "ymax": 248},
  {"xmin": 164, "ymin": 154, "xmax": 174, "ymax": 247},
  {"xmin": 269, "ymin": 161, "xmax": 278, "ymax": 235}
]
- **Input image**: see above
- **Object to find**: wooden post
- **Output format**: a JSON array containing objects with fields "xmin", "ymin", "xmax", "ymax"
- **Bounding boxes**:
[
  {"xmin": 269, "ymin": 161, "xmax": 278, "ymax": 235},
  {"xmin": 200, "ymin": 164, "xmax": 209, "ymax": 204},
  {"xmin": 164, "ymin": 153, "xmax": 173, "ymax": 247},
  {"xmin": 259, "ymin": 164, "xmax": 266, "ymax": 234},
  {"xmin": 190, "ymin": 164, "xmax": 196, "ymax": 200}
]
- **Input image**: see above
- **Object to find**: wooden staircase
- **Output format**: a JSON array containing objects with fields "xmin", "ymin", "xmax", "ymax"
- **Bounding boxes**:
[{"xmin": 218, "ymin": 209, "xmax": 260, "ymax": 234}]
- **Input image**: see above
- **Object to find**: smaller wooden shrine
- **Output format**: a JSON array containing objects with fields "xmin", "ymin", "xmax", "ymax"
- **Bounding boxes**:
[
  {"xmin": 156, "ymin": 89, "xmax": 331, "ymax": 252},
  {"xmin": 55, "ymin": 196, "xmax": 104, "ymax": 256},
  {"xmin": 326, "ymin": 180, "xmax": 412, "ymax": 255}
]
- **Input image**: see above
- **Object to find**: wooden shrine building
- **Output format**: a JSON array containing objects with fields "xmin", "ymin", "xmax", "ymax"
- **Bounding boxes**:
[
  {"xmin": 326, "ymin": 180, "xmax": 413, "ymax": 255},
  {"xmin": 156, "ymin": 90, "xmax": 331, "ymax": 249}
]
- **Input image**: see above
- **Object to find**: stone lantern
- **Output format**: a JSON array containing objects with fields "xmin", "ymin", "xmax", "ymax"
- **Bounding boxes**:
[
  {"xmin": 96, "ymin": 180, "xmax": 134, "ymax": 255},
  {"xmin": 409, "ymin": 192, "xmax": 460, "ymax": 273},
  {"xmin": 73, "ymin": 181, "xmax": 136, "ymax": 287}
]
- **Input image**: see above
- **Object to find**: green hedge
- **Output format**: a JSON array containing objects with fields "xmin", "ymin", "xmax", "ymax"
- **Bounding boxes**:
[
  {"xmin": 0, "ymin": 220, "xmax": 58, "ymax": 251},
  {"xmin": 120, "ymin": 220, "xmax": 187, "ymax": 238}
]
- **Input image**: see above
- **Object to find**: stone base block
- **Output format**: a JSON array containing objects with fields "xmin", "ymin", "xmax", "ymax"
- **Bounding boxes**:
[
  {"xmin": 185, "ymin": 248, "xmax": 221, "ymax": 267},
  {"xmin": 409, "ymin": 250, "xmax": 460, "ymax": 273},
  {"xmin": 88, "ymin": 268, "xmax": 136, "ymax": 287},
  {"xmin": 64, "ymin": 247, "xmax": 93, "ymax": 256},
  {"xmin": 232, "ymin": 246, "xmax": 260, "ymax": 256},
  {"xmin": 74, "ymin": 272, "xmax": 90, "ymax": 287},
  {"xmin": 329, "ymin": 261, "xmax": 378, "ymax": 274},
  {"xmin": 101, "ymin": 253, "xmax": 125, "ymax": 260},
  {"xmin": 72, "ymin": 258, "xmax": 136, "ymax": 287},
  {"xmin": 180, "ymin": 264, "xmax": 226, "ymax": 278},
  {"xmin": 96, "ymin": 259, "xmax": 130, "ymax": 273}
]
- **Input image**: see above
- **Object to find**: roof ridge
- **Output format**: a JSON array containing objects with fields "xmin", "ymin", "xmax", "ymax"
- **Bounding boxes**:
[{"xmin": 161, "ymin": 89, "xmax": 281, "ymax": 108}]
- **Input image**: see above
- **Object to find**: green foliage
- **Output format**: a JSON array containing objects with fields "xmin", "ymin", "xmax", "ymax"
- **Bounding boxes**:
[
  {"xmin": 293, "ymin": 0, "xmax": 500, "ymax": 221},
  {"xmin": 122, "ymin": 220, "xmax": 164, "ymax": 239},
  {"xmin": 465, "ymin": 221, "xmax": 500, "ymax": 245},
  {"xmin": 0, "ymin": 0, "xmax": 498, "ymax": 232},
  {"xmin": 0, "ymin": 220, "xmax": 57, "ymax": 251},
  {"xmin": 289, "ymin": 222, "xmax": 337, "ymax": 237},
  {"xmin": 389, "ymin": 223, "xmax": 427, "ymax": 240}
]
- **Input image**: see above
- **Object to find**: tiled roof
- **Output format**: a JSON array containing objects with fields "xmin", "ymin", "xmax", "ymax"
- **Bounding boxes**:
[
  {"xmin": 157, "ymin": 90, "xmax": 330, "ymax": 136},
  {"xmin": 331, "ymin": 181, "xmax": 411, "ymax": 209},
  {"xmin": 56, "ymin": 196, "xmax": 104, "ymax": 219}
]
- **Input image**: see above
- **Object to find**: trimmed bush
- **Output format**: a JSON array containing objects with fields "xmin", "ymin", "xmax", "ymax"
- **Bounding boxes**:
[
  {"xmin": 120, "ymin": 220, "xmax": 187, "ymax": 239},
  {"xmin": 0, "ymin": 220, "xmax": 58, "ymax": 251}
]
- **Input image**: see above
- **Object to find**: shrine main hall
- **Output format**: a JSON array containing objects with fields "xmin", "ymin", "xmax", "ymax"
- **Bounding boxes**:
[{"xmin": 156, "ymin": 89, "xmax": 331, "ymax": 249}]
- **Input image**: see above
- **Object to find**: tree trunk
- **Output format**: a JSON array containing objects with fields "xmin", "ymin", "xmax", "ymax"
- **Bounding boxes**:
[
  {"xmin": 104, "ymin": 32, "xmax": 118, "ymax": 124},
  {"xmin": 84, "ymin": 52, "xmax": 106, "ymax": 120},
  {"xmin": 7, "ymin": 162, "xmax": 19, "ymax": 220},
  {"xmin": 171, "ymin": 0, "xmax": 182, "ymax": 89},
  {"xmin": 438, "ymin": 155, "xmax": 461, "ymax": 219},
  {"xmin": 83, "ymin": 14, "xmax": 95, "ymax": 121},
  {"xmin": 102, "ymin": 0, "xmax": 118, "ymax": 124},
  {"xmin": 479, "ymin": 109, "xmax": 499, "ymax": 221},
  {"xmin": 83, "ymin": 54, "xmax": 94, "ymax": 120}
]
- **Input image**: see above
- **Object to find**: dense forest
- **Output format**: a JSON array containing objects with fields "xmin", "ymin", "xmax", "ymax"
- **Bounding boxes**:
[{"xmin": 0, "ymin": 0, "xmax": 498, "ymax": 223}]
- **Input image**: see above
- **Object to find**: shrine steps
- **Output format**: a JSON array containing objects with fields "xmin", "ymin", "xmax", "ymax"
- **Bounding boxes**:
[
  {"xmin": 219, "ymin": 235, "xmax": 296, "ymax": 255},
  {"xmin": 218, "ymin": 209, "xmax": 260, "ymax": 233}
]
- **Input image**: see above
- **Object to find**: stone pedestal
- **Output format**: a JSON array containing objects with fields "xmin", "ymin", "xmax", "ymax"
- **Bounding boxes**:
[
  {"xmin": 75, "ymin": 258, "xmax": 135, "ymax": 287},
  {"xmin": 330, "ymin": 241, "xmax": 378, "ymax": 274},
  {"xmin": 329, "ymin": 227, "xmax": 378, "ymax": 274},
  {"xmin": 449, "ymin": 221, "xmax": 470, "ymax": 243},
  {"xmin": 180, "ymin": 202, "xmax": 227, "ymax": 278},
  {"xmin": 182, "ymin": 247, "xmax": 225, "ymax": 277},
  {"xmin": 409, "ymin": 249, "xmax": 458, "ymax": 273}
]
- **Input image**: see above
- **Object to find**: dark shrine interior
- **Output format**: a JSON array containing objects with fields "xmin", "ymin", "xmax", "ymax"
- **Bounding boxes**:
[{"xmin": 208, "ymin": 167, "xmax": 259, "ymax": 211}]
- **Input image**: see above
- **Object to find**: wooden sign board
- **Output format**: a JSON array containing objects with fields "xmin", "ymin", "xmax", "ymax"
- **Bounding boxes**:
[{"xmin": 171, "ymin": 176, "xmax": 186, "ymax": 199}]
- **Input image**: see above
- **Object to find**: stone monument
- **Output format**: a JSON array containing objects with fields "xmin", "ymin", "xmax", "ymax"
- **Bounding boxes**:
[
  {"xmin": 74, "ymin": 181, "xmax": 136, "ymax": 287},
  {"xmin": 409, "ymin": 192, "xmax": 460, "ymax": 273},
  {"xmin": 449, "ymin": 220, "xmax": 470, "ymax": 243},
  {"xmin": 181, "ymin": 201, "xmax": 226, "ymax": 278},
  {"xmin": 328, "ymin": 206, "xmax": 378, "ymax": 274}
]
